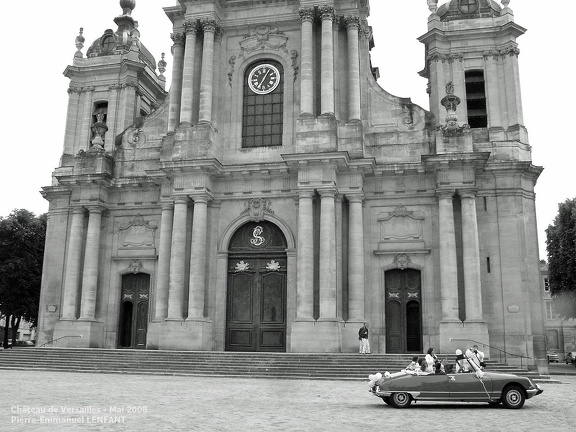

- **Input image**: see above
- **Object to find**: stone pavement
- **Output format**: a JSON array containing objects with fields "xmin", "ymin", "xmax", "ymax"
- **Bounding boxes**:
[{"xmin": 2, "ymin": 370, "xmax": 574, "ymax": 432}]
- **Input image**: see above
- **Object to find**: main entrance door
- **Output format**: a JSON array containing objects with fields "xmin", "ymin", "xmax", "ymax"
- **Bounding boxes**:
[
  {"xmin": 385, "ymin": 269, "xmax": 422, "ymax": 353},
  {"xmin": 226, "ymin": 221, "xmax": 287, "ymax": 352},
  {"xmin": 118, "ymin": 273, "xmax": 150, "ymax": 349}
]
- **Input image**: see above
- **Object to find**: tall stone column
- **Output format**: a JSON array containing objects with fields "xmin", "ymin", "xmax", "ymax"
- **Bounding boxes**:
[
  {"xmin": 483, "ymin": 52, "xmax": 502, "ymax": 129},
  {"xmin": 345, "ymin": 16, "xmax": 361, "ymax": 122},
  {"xmin": 319, "ymin": 6, "xmax": 335, "ymax": 116},
  {"xmin": 79, "ymin": 87, "xmax": 94, "ymax": 151},
  {"xmin": 503, "ymin": 47, "xmax": 524, "ymax": 126},
  {"xmin": 319, "ymin": 189, "xmax": 337, "ymax": 319},
  {"xmin": 61, "ymin": 207, "xmax": 85, "ymax": 320},
  {"xmin": 154, "ymin": 203, "xmax": 174, "ymax": 320},
  {"xmin": 167, "ymin": 197, "xmax": 189, "ymax": 320},
  {"xmin": 296, "ymin": 191, "xmax": 314, "ymax": 320},
  {"xmin": 78, "ymin": 207, "xmax": 103, "ymax": 321},
  {"xmin": 187, "ymin": 196, "xmax": 210, "ymax": 320},
  {"xmin": 460, "ymin": 190, "xmax": 484, "ymax": 322},
  {"xmin": 347, "ymin": 195, "xmax": 365, "ymax": 320},
  {"xmin": 179, "ymin": 20, "xmax": 198, "ymax": 125},
  {"xmin": 167, "ymin": 32, "xmax": 185, "ymax": 132},
  {"xmin": 64, "ymin": 87, "xmax": 81, "ymax": 155},
  {"xmin": 437, "ymin": 191, "xmax": 459, "ymax": 322},
  {"xmin": 299, "ymin": 8, "xmax": 315, "ymax": 117},
  {"xmin": 198, "ymin": 19, "xmax": 219, "ymax": 125}
]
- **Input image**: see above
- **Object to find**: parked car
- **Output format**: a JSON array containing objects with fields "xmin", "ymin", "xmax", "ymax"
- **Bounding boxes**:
[
  {"xmin": 565, "ymin": 351, "xmax": 576, "ymax": 364},
  {"xmin": 547, "ymin": 351, "xmax": 559, "ymax": 363},
  {"xmin": 370, "ymin": 371, "xmax": 543, "ymax": 409}
]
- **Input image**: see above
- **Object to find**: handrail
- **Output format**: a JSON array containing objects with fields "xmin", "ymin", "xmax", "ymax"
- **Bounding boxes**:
[
  {"xmin": 39, "ymin": 335, "xmax": 82, "ymax": 348},
  {"xmin": 449, "ymin": 338, "xmax": 531, "ymax": 369}
]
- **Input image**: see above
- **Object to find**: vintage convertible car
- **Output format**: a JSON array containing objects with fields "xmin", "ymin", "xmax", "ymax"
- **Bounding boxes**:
[{"xmin": 371, "ymin": 371, "xmax": 543, "ymax": 409}]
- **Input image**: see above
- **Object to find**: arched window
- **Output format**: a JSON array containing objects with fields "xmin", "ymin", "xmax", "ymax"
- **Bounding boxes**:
[{"xmin": 242, "ymin": 60, "xmax": 284, "ymax": 148}]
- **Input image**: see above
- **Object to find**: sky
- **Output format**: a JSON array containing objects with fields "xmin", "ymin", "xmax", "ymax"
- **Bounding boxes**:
[{"xmin": 1, "ymin": 0, "xmax": 574, "ymax": 260}]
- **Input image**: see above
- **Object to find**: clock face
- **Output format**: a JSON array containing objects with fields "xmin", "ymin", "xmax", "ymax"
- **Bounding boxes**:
[{"xmin": 248, "ymin": 64, "xmax": 280, "ymax": 95}]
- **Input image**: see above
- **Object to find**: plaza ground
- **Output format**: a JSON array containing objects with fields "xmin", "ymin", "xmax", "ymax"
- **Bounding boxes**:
[{"xmin": 2, "ymin": 369, "xmax": 575, "ymax": 432}]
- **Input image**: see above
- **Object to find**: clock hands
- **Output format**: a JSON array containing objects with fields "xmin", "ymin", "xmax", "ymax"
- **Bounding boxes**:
[{"xmin": 258, "ymin": 69, "xmax": 271, "ymax": 89}]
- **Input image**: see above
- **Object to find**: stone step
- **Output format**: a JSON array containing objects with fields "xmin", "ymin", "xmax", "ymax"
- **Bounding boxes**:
[{"xmin": 0, "ymin": 348, "xmax": 543, "ymax": 380}]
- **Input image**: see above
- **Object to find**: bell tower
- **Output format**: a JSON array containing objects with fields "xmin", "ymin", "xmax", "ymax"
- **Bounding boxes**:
[{"xmin": 420, "ymin": 0, "xmax": 527, "ymax": 145}]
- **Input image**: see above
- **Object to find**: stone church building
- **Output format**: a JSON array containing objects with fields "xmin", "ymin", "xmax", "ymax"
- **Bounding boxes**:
[{"xmin": 37, "ymin": 0, "xmax": 545, "ymax": 364}]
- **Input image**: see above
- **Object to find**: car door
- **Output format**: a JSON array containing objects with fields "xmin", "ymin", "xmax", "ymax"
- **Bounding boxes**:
[
  {"xmin": 448, "ymin": 373, "xmax": 493, "ymax": 401},
  {"xmin": 411, "ymin": 374, "xmax": 451, "ymax": 400}
]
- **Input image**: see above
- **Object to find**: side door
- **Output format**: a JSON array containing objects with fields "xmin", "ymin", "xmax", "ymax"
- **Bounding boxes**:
[{"xmin": 448, "ymin": 373, "xmax": 493, "ymax": 401}]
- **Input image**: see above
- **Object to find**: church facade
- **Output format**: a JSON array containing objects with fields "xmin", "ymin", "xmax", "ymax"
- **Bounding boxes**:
[{"xmin": 37, "ymin": 0, "xmax": 545, "ymax": 365}]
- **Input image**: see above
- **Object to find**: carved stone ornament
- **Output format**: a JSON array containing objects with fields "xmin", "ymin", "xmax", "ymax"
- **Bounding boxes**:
[
  {"xmin": 388, "ymin": 292, "xmax": 400, "ymax": 299},
  {"xmin": 266, "ymin": 260, "xmax": 281, "ymax": 271},
  {"xmin": 378, "ymin": 206, "xmax": 424, "ymax": 241},
  {"xmin": 239, "ymin": 25, "xmax": 289, "ymax": 56},
  {"xmin": 129, "ymin": 259, "xmax": 143, "ymax": 274},
  {"xmin": 139, "ymin": 293, "xmax": 149, "ymax": 300},
  {"xmin": 123, "ymin": 293, "xmax": 134, "ymax": 300},
  {"xmin": 240, "ymin": 198, "xmax": 274, "ymax": 222},
  {"xmin": 119, "ymin": 214, "xmax": 158, "ymax": 248},
  {"xmin": 507, "ymin": 304, "xmax": 520, "ymax": 313},
  {"xmin": 393, "ymin": 254, "xmax": 411, "ymax": 270},
  {"xmin": 235, "ymin": 261, "xmax": 250, "ymax": 272},
  {"xmin": 407, "ymin": 292, "xmax": 419, "ymax": 299}
]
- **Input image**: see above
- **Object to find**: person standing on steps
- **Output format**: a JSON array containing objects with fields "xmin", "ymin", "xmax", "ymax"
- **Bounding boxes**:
[{"xmin": 358, "ymin": 323, "xmax": 370, "ymax": 354}]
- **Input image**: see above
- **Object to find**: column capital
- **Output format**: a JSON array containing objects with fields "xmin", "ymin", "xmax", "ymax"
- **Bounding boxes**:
[
  {"xmin": 459, "ymin": 188, "xmax": 478, "ymax": 199},
  {"xmin": 297, "ymin": 190, "xmax": 315, "ymax": 199},
  {"xmin": 344, "ymin": 15, "xmax": 360, "ymax": 30},
  {"xmin": 161, "ymin": 202, "xmax": 175, "ymax": 211},
  {"xmin": 183, "ymin": 19, "xmax": 199, "ymax": 34},
  {"xmin": 71, "ymin": 206, "xmax": 86, "ymax": 215},
  {"xmin": 84, "ymin": 205, "xmax": 107, "ymax": 214},
  {"xmin": 173, "ymin": 196, "xmax": 190, "ymax": 205},
  {"xmin": 436, "ymin": 189, "xmax": 455, "ymax": 201},
  {"xmin": 346, "ymin": 193, "xmax": 365, "ymax": 204},
  {"xmin": 319, "ymin": 5, "xmax": 335, "ymax": 21},
  {"xmin": 170, "ymin": 31, "xmax": 186, "ymax": 46},
  {"xmin": 199, "ymin": 18, "xmax": 220, "ymax": 34},
  {"xmin": 298, "ymin": 7, "xmax": 315, "ymax": 23},
  {"xmin": 190, "ymin": 194, "xmax": 212, "ymax": 204},
  {"xmin": 318, "ymin": 188, "xmax": 338, "ymax": 198}
]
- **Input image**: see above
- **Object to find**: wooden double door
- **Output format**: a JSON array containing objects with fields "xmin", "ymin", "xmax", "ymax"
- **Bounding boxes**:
[
  {"xmin": 118, "ymin": 273, "xmax": 149, "ymax": 349},
  {"xmin": 225, "ymin": 221, "xmax": 288, "ymax": 352},
  {"xmin": 226, "ymin": 255, "xmax": 287, "ymax": 351},
  {"xmin": 385, "ymin": 269, "xmax": 422, "ymax": 353}
]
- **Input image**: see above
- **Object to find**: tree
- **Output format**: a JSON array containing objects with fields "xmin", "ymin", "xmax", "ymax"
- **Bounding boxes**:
[
  {"xmin": 546, "ymin": 198, "xmax": 576, "ymax": 320},
  {"xmin": 0, "ymin": 209, "xmax": 46, "ymax": 347}
]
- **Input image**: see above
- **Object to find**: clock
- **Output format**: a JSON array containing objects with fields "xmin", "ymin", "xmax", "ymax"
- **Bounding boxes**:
[{"xmin": 248, "ymin": 64, "xmax": 280, "ymax": 95}]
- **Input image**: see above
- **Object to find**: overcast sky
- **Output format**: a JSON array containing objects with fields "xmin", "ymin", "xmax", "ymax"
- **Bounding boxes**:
[{"xmin": 1, "ymin": 1, "xmax": 573, "ymax": 260}]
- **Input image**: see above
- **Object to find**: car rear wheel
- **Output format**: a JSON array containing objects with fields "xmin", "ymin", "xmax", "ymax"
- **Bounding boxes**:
[
  {"xmin": 501, "ymin": 385, "xmax": 525, "ymax": 409},
  {"xmin": 390, "ymin": 392, "xmax": 412, "ymax": 408}
]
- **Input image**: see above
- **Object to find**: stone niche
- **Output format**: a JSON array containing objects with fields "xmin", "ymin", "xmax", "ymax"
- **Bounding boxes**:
[
  {"xmin": 376, "ymin": 205, "xmax": 427, "ymax": 253},
  {"xmin": 117, "ymin": 214, "xmax": 158, "ymax": 257}
]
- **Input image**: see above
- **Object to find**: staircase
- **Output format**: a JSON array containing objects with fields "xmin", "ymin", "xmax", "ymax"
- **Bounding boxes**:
[{"xmin": 0, "ymin": 348, "xmax": 548, "ymax": 380}]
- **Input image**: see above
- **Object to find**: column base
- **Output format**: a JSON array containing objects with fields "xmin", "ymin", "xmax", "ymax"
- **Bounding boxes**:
[
  {"xmin": 52, "ymin": 320, "xmax": 104, "ymax": 348},
  {"xmin": 438, "ymin": 320, "xmax": 489, "ymax": 355},
  {"xmin": 290, "ymin": 319, "xmax": 343, "ymax": 352},
  {"xmin": 156, "ymin": 319, "xmax": 213, "ymax": 350}
]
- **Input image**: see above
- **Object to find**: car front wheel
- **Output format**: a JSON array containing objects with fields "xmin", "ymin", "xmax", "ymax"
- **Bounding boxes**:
[
  {"xmin": 390, "ymin": 392, "xmax": 412, "ymax": 408},
  {"xmin": 382, "ymin": 396, "xmax": 392, "ymax": 406},
  {"xmin": 501, "ymin": 385, "xmax": 525, "ymax": 409}
]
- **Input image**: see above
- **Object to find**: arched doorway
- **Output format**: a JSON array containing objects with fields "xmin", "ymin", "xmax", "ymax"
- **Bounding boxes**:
[
  {"xmin": 226, "ymin": 221, "xmax": 287, "ymax": 352},
  {"xmin": 385, "ymin": 269, "xmax": 422, "ymax": 353},
  {"xmin": 118, "ymin": 273, "xmax": 150, "ymax": 349}
]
